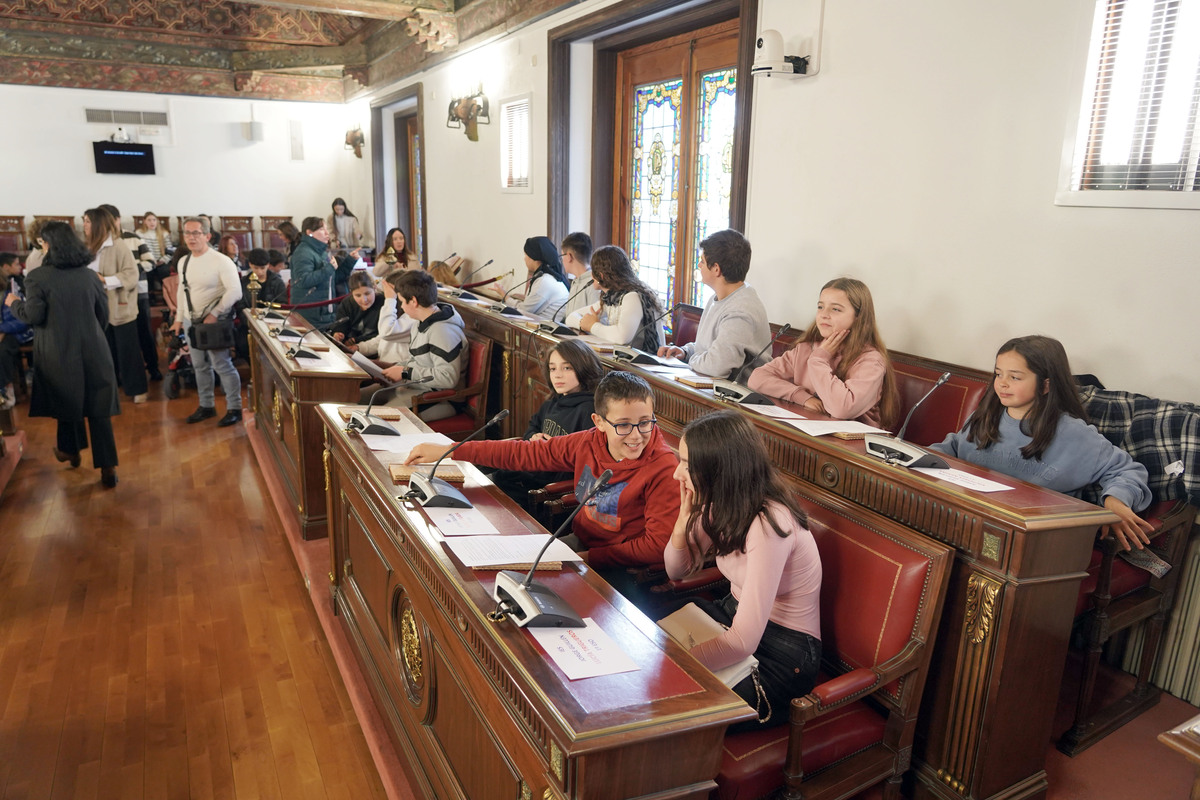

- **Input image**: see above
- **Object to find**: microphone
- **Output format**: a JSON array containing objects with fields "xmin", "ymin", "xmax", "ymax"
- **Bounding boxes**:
[
  {"xmin": 407, "ymin": 409, "xmax": 511, "ymax": 508},
  {"xmin": 489, "ymin": 278, "xmax": 528, "ymax": 317},
  {"xmin": 713, "ymin": 324, "xmax": 792, "ymax": 405},
  {"xmin": 492, "ymin": 469, "xmax": 613, "ymax": 628},
  {"xmin": 284, "ymin": 316, "xmax": 348, "ymax": 359},
  {"xmin": 346, "ymin": 375, "xmax": 434, "ymax": 436},
  {"xmin": 864, "ymin": 372, "xmax": 951, "ymax": 469},
  {"xmin": 539, "ymin": 277, "xmax": 594, "ymax": 335},
  {"xmin": 444, "ymin": 251, "xmax": 458, "ymax": 271},
  {"xmin": 447, "ymin": 258, "xmax": 492, "ymax": 299},
  {"xmin": 612, "ymin": 303, "xmax": 681, "ymax": 365}
]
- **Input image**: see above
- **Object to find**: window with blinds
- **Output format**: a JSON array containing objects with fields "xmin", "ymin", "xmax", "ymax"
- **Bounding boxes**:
[
  {"xmin": 1069, "ymin": 0, "xmax": 1200, "ymax": 197},
  {"xmin": 500, "ymin": 95, "xmax": 531, "ymax": 192}
]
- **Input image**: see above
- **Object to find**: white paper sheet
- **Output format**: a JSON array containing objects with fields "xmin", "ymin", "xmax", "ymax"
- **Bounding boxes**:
[
  {"xmin": 785, "ymin": 419, "xmax": 888, "ymax": 437},
  {"xmin": 746, "ymin": 404, "xmax": 804, "ymax": 419},
  {"xmin": 425, "ymin": 506, "xmax": 501, "ymax": 536},
  {"xmin": 351, "ymin": 350, "xmax": 388, "ymax": 380},
  {"xmin": 444, "ymin": 534, "xmax": 582, "ymax": 564},
  {"xmin": 361, "ymin": 432, "xmax": 452, "ymax": 453},
  {"xmin": 911, "ymin": 467, "xmax": 1013, "ymax": 493},
  {"xmin": 528, "ymin": 618, "xmax": 641, "ymax": 680}
]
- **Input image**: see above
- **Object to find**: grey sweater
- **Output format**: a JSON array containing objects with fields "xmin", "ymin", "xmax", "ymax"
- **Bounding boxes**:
[
  {"xmin": 931, "ymin": 411, "xmax": 1152, "ymax": 511},
  {"xmin": 682, "ymin": 284, "xmax": 772, "ymax": 379}
]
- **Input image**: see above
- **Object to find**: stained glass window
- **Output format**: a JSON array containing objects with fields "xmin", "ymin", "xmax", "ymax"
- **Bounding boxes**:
[
  {"xmin": 628, "ymin": 79, "xmax": 683, "ymax": 311},
  {"xmin": 690, "ymin": 68, "xmax": 737, "ymax": 306}
]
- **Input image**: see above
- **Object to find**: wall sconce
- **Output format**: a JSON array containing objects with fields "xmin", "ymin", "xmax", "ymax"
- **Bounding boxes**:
[
  {"xmin": 345, "ymin": 126, "xmax": 365, "ymax": 158},
  {"xmin": 446, "ymin": 90, "xmax": 489, "ymax": 142}
]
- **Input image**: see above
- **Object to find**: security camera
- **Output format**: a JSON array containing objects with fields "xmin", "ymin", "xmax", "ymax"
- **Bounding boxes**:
[{"xmin": 752, "ymin": 29, "xmax": 809, "ymax": 78}]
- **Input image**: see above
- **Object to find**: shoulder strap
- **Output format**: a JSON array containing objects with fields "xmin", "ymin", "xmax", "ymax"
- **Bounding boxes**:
[{"xmin": 180, "ymin": 254, "xmax": 216, "ymax": 320}]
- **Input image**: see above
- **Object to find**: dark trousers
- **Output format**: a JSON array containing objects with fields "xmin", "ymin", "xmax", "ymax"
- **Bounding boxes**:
[
  {"xmin": 0, "ymin": 334, "xmax": 20, "ymax": 389},
  {"xmin": 135, "ymin": 294, "xmax": 160, "ymax": 377},
  {"xmin": 106, "ymin": 320, "xmax": 148, "ymax": 397},
  {"xmin": 696, "ymin": 594, "xmax": 822, "ymax": 734},
  {"xmin": 57, "ymin": 416, "xmax": 118, "ymax": 469}
]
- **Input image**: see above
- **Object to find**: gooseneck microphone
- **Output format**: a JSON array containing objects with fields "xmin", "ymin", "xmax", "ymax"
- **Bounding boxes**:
[
  {"xmin": 539, "ymin": 277, "xmax": 594, "ymax": 335},
  {"xmin": 346, "ymin": 375, "xmax": 434, "ymax": 436},
  {"xmin": 447, "ymin": 258, "xmax": 492, "ymax": 299},
  {"xmin": 492, "ymin": 469, "xmax": 613, "ymax": 628},
  {"xmin": 490, "ymin": 278, "xmax": 528, "ymax": 317},
  {"xmin": 864, "ymin": 372, "xmax": 951, "ymax": 469},
  {"xmin": 612, "ymin": 303, "xmax": 682, "ymax": 365},
  {"xmin": 284, "ymin": 316, "xmax": 349, "ymax": 359},
  {"xmin": 407, "ymin": 409, "xmax": 511, "ymax": 508},
  {"xmin": 713, "ymin": 324, "xmax": 792, "ymax": 404}
]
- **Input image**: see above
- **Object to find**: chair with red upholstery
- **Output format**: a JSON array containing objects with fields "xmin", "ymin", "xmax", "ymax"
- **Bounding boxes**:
[
  {"xmin": 672, "ymin": 303, "xmax": 703, "ymax": 347},
  {"xmin": 220, "ymin": 216, "xmax": 255, "ymax": 253},
  {"xmin": 715, "ymin": 490, "xmax": 953, "ymax": 800},
  {"xmin": 410, "ymin": 334, "xmax": 493, "ymax": 440},
  {"xmin": 888, "ymin": 351, "xmax": 991, "ymax": 442},
  {"xmin": 1057, "ymin": 385, "xmax": 1199, "ymax": 755}
]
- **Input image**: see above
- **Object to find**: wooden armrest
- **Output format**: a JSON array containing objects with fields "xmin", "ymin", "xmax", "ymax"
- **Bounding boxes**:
[
  {"xmin": 663, "ymin": 567, "xmax": 726, "ymax": 594},
  {"xmin": 415, "ymin": 389, "xmax": 456, "ymax": 402},
  {"xmin": 793, "ymin": 668, "xmax": 881, "ymax": 721}
]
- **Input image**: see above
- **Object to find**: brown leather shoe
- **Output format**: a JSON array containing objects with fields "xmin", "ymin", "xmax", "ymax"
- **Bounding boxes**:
[
  {"xmin": 53, "ymin": 448, "xmax": 81, "ymax": 468},
  {"xmin": 100, "ymin": 467, "xmax": 118, "ymax": 488}
]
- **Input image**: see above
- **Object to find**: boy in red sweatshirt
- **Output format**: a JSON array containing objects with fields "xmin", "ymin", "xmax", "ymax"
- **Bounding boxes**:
[{"xmin": 405, "ymin": 371, "xmax": 680, "ymax": 605}]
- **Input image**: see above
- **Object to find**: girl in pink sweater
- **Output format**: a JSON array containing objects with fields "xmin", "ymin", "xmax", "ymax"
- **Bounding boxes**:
[
  {"xmin": 665, "ymin": 410, "xmax": 822, "ymax": 731},
  {"xmin": 747, "ymin": 277, "xmax": 899, "ymax": 429}
]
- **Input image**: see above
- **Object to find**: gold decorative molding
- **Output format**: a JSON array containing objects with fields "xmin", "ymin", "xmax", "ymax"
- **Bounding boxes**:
[
  {"xmin": 401, "ymin": 606, "xmax": 422, "ymax": 683},
  {"xmin": 272, "ymin": 390, "xmax": 282, "ymax": 437},
  {"xmin": 549, "ymin": 741, "xmax": 564, "ymax": 782},
  {"xmin": 965, "ymin": 573, "xmax": 1001, "ymax": 645},
  {"xmin": 322, "ymin": 448, "xmax": 331, "ymax": 493}
]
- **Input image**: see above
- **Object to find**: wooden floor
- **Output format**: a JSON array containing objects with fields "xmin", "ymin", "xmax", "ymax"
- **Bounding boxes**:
[{"xmin": 0, "ymin": 385, "xmax": 387, "ymax": 799}]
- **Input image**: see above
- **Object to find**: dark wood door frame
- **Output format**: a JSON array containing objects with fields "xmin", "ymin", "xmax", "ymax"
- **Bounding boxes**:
[
  {"xmin": 370, "ymin": 82, "xmax": 426, "ymax": 266},
  {"xmin": 547, "ymin": 0, "xmax": 756, "ymax": 246}
]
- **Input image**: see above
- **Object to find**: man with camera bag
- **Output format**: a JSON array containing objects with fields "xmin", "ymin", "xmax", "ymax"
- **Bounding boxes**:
[{"xmin": 170, "ymin": 216, "xmax": 243, "ymax": 427}]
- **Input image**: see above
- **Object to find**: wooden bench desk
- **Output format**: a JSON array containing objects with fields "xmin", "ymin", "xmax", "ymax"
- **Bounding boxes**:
[{"xmin": 317, "ymin": 404, "xmax": 753, "ymax": 800}]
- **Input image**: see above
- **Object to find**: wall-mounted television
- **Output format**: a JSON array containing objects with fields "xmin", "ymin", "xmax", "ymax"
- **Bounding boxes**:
[{"xmin": 92, "ymin": 141, "xmax": 156, "ymax": 175}]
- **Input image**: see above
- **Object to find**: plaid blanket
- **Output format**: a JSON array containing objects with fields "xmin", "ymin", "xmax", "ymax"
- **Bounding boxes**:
[{"xmin": 1078, "ymin": 385, "xmax": 1200, "ymax": 508}]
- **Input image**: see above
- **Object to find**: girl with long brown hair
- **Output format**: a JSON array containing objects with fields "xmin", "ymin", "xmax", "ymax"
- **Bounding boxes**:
[
  {"xmin": 748, "ymin": 277, "xmax": 899, "ymax": 428},
  {"xmin": 665, "ymin": 410, "xmax": 821, "ymax": 732},
  {"xmin": 566, "ymin": 244, "xmax": 666, "ymax": 351}
]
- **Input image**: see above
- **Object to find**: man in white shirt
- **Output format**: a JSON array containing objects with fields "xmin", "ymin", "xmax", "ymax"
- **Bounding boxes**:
[
  {"xmin": 170, "ymin": 217, "xmax": 244, "ymax": 427},
  {"xmin": 554, "ymin": 231, "xmax": 601, "ymax": 324}
]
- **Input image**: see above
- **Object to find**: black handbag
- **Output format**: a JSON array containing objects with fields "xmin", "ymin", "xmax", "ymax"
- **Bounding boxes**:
[{"xmin": 181, "ymin": 255, "xmax": 236, "ymax": 351}]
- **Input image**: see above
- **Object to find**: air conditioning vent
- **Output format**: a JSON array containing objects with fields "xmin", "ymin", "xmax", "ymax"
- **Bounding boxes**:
[{"xmin": 84, "ymin": 108, "xmax": 170, "ymax": 127}]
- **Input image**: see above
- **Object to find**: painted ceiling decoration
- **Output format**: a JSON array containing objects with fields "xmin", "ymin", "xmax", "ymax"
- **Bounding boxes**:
[{"xmin": 0, "ymin": 0, "xmax": 493, "ymax": 103}]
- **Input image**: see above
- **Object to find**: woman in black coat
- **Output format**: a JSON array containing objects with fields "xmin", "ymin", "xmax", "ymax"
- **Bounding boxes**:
[{"xmin": 5, "ymin": 221, "xmax": 122, "ymax": 488}]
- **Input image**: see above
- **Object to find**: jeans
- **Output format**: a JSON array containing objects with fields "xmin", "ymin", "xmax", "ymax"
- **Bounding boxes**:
[
  {"xmin": 186, "ymin": 321, "xmax": 242, "ymax": 411},
  {"xmin": 701, "ymin": 593, "xmax": 822, "ymax": 734}
]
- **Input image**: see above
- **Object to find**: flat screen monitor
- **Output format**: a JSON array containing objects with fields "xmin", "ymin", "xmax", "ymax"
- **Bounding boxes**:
[{"xmin": 92, "ymin": 141, "xmax": 156, "ymax": 175}]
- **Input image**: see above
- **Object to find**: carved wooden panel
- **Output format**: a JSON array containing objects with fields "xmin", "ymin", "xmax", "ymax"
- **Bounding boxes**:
[
  {"xmin": 0, "ymin": 215, "xmax": 27, "ymax": 254},
  {"xmin": 221, "ymin": 215, "xmax": 254, "ymax": 251},
  {"xmin": 261, "ymin": 216, "xmax": 293, "ymax": 252}
]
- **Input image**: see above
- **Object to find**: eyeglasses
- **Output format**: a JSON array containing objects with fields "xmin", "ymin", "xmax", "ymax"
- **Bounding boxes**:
[
  {"xmin": 600, "ymin": 415, "xmax": 657, "ymax": 437},
  {"xmin": 182, "ymin": 230, "xmax": 206, "ymax": 237}
]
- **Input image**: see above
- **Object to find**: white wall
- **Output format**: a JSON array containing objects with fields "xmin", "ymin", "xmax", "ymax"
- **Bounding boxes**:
[
  {"xmin": 746, "ymin": 0, "xmax": 1200, "ymax": 402},
  {"xmin": 0, "ymin": 84, "xmax": 374, "ymax": 245}
]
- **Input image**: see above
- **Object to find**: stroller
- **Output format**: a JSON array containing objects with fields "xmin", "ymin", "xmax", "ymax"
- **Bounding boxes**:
[
  {"xmin": 163, "ymin": 330, "xmax": 196, "ymax": 399},
  {"xmin": 159, "ymin": 274, "xmax": 196, "ymax": 399}
]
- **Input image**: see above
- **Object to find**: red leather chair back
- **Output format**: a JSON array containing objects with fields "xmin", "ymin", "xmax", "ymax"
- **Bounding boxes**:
[
  {"xmin": 890, "ymin": 352, "xmax": 990, "ymax": 444},
  {"xmin": 798, "ymin": 493, "xmax": 943, "ymax": 704},
  {"xmin": 464, "ymin": 337, "xmax": 488, "ymax": 413},
  {"xmin": 673, "ymin": 304, "xmax": 702, "ymax": 347}
]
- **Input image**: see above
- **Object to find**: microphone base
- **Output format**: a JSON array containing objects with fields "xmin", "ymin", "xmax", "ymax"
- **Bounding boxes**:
[
  {"xmin": 612, "ymin": 346, "xmax": 659, "ymax": 365},
  {"xmin": 498, "ymin": 306, "xmax": 523, "ymax": 317},
  {"xmin": 538, "ymin": 322, "xmax": 577, "ymax": 336},
  {"xmin": 408, "ymin": 472, "xmax": 472, "ymax": 508},
  {"xmin": 863, "ymin": 434, "xmax": 949, "ymax": 469},
  {"xmin": 493, "ymin": 571, "xmax": 585, "ymax": 628},
  {"xmin": 712, "ymin": 380, "xmax": 771, "ymax": 405},
  {"xmin": 287, "ymin": 347, "xmax": 319, "ymax": 359},
  {"xmin": 262, "ymin": 311, "xmax": 288, "ymax": 322},
  {"xmin": 346, "ymin": 412, "xmax": 401, "ymax": 437},
  {"xmin": 274, "ymin": 326, "xmax": 305, "ymax": 340}
]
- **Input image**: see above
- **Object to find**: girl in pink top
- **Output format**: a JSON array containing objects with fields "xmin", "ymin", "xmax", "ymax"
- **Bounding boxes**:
[
  {"xmin": 747, "ymin": 277, "xmax": 899, "ymax": 429},
  {"xmin": 665, "ymin": 410, "xmax": 822, "ymax": 732}
]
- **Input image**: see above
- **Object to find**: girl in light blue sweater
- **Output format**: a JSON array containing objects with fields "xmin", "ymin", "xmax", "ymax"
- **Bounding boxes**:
[{"xmin": 931, "ymin": 335, "xmax": 1152, "ymax": 551}]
